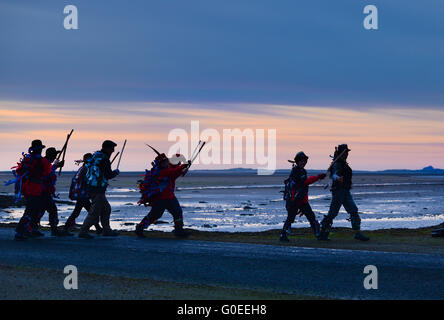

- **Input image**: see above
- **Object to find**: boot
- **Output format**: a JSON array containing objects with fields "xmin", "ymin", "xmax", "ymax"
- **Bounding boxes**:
[
  {"xmin": 354, "ymin": 232, "xmax": 370, "ymax": 241},
  {"xmin": 317, "ymin": 230, "xmax": 330, "ymax": 241},
  {"xmin": 95, "ymin": 224, "xmax": 103, "ymax": 235},
  {"xmin": 14, "ymin": 232, "xmax": 28, "ymax": 241},
  {"xmin": 318, "ymin": 217, "xmax": 331, "ymax": 241},
  {"xmin": 135, "ymin": 224, "xmax": 145, "ymax": 238},
  {"xmin": 312, "ymin": 221, "xmax": 321, "ymax": 238},
  {"xmin": 285, "ymin": 226, "xmax": 291, "ymax": 236},
  {"xmin": 279, "ymin": 232, "xmax": 289, "ymax": 242},
  {"xmin": 64, "ymin": 218, "xmax": 75, "ymax": 232}
]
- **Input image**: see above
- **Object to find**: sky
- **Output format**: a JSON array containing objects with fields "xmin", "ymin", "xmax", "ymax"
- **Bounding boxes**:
[{"xmin": 0, "ymin": 0, "xmax": 443, "ymax": 171}]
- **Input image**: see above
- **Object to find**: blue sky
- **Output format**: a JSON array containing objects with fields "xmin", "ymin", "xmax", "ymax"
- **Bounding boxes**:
[
  {"xmin": 1, "ymin": 0, "xmax": 443, "ymax": 107},
  {"xmin": 0, "ymin": 1, "xmax": 443, "ymax": 171}
]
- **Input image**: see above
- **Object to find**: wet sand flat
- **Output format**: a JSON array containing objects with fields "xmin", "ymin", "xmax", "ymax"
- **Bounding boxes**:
[{"xmin": 1, "ymin": 172, "xmax": 444, "ymax": 232}]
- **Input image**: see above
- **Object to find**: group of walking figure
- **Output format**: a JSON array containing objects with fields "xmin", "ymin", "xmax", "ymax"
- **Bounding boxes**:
[
  {"xmin": 280, "ymin": 144, "xmax": 369, "ymax": 242},
  {"xmin": 8, "ymin": 136, "xmax": 369, "ymax": 242}
]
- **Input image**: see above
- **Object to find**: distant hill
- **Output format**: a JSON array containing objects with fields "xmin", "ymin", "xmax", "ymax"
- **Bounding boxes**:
[{"xmin": 380, "ymin": 166, "xmax": 444, "ymax": 174}]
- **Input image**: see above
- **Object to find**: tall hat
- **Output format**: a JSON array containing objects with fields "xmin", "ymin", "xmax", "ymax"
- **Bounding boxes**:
[
  {"xmin": 333, "ymin": 144, "xmax": 351, "ymax": 160},
  {"xmin": 337, "ymin": 144, "xmax": 351, "ymax": 153},
  {"xmin": 146, "ymin": 144, "xmax": 168, "ymax": 162}
]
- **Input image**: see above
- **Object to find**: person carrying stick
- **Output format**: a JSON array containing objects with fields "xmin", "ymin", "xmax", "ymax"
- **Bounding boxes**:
[
  {"xmin": 318, "ymin": 144, "xmax": 369, "ymax": 241},
  {"xmin": 135, "ymin": 142, "xmax": 204, "ymax": 238},
  {"xmin": 78, "ymin": 140, "xmax": 121, "ymax": 239},
  {"xmin": 63, "ymin": 153, "xmax": 103, "ymax": 234}
]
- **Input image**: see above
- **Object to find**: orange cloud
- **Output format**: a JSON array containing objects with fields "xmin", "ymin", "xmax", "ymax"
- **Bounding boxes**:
[{"xmin": 0, "ymin": 101, "xmax": 443, "ymax": 171}]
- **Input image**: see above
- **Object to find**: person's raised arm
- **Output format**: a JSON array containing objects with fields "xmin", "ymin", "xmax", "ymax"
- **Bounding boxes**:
[
  {"xmin": 304, "ymin": 173, "xmax": 326, "ymax": 186},
  {"xmin": 102, "ymin": 157, "xmax": 119, "ymax": 180},
  {"xmin": 161, "ymin": 164, "xmax": 188, "ymax": 180}
]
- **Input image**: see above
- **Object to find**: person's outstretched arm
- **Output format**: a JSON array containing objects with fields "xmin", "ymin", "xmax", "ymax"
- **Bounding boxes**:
[{"xmin": 304, "ymin": 173, "xmax": 326, "ymax": 186}]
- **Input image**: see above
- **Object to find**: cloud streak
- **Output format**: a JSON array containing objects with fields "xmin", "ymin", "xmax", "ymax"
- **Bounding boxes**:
[
  {"xmin": 0, "ymin": 101, "xmax": 443, "ymax": 171},
  {"xmin": 0, "ymin": 0, "xmax": 443, "ymax": 108}
]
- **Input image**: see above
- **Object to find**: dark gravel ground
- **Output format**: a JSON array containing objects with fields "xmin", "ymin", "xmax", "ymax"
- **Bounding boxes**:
[{"xmin": 0, "ymin": 228, "xmax": 443, "ymax": 299}]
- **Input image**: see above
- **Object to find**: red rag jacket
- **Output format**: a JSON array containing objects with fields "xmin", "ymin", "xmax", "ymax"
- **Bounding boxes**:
[
  {"xmin": 42, "ymin": 163, "xmax": 57, "ymax": 196},
  {"xmin": 17, "ymin": 156, "xmax": 52, "ymax": 197},
  {"xmin": 151, "ymin": 164, "xmax": 187, "ymax": 202},
  {"xmin": 298, "ymin": 175, "xmax": 321, "ymax": 205}
]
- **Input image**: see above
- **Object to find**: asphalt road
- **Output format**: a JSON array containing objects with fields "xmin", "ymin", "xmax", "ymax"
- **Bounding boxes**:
[{"xmin": 0, "ymin": 228, "xmax": 443, "ymax": 299}]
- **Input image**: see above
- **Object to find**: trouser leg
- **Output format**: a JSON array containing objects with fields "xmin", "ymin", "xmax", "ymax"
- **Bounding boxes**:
[
  {"xmin": 300, "ymin": 203, "xmax": 320, "ymax": 236},
  {"xmin": 32, "ymin": 194, "xmax": 52, "ymax": 230},
  {"xmin": 138, "ymin": 200, "xmax": 166, "ymax": 229},
  {"xmin": 99, "ymin": 195, "xmax": 112, "ymax": 233},
  {"xmin": 166, "ymin": 198, "xmax": 184, "ymax": 230},
  {"xmin": 320, "ymin": 189, "xmax": 345, "ymax": 234},
  {"xmin": 16, "ymin": 196, "xmax": 42, "ymax": 234},
  {"xmin": 80, "ymin": 193, "xmax": 103, "ymax": 233},
  {"xmin": 83, "ymin": 200, "xmax": 101, "ymax": 231},
  {"xmin": 65, "ymin": 200, "xmax": 86, "ymax": 230},
  {"xmin": 342, "ymin": 190, "xmax": 361, "ymax": 231},
  {"xmin": 282, "ymin": 201, "xmax": 298, "ymax": 232},
  {"xmin": 46, "ymin": 200, "xmax": 59, "ymax": 232}
]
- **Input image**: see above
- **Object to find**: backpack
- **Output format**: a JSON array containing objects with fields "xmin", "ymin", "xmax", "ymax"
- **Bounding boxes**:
[
  {"xmin": 85, "ymin": 151, "xmax": 108, "ymax": 189},
  {"xmin": 69, "ymin": 166, "xmax": 89, "ymax": 200},
  {"xmin": 283, "ymin": 167, "xmax": 308, "ymax": 203},
  {"xmin": 42, "ymin": 164, "xmax": 57, "ymax": 197},
  {"xmin": 283, "ymin": 177, "xmax": 296, "ymax": 201},
  {"xmin": 137, "ymin": 159, "xmax": 170, "ymax": 206},
  {"xmin": 4, "ymin": 153, "xmax": 41, "ymax": 200}
]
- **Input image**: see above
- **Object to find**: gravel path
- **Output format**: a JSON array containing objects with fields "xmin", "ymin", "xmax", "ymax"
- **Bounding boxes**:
[{"xmin": 1, "ymin": 228, "xmax": 443, "ymax": 299}]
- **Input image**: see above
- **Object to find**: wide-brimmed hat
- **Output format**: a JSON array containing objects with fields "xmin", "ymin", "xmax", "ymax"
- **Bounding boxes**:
[
  {"xmin": 29, "ymin": 139, "xmax": 46, "ymax": 151},
  {"xmin": 45, "ymin": 147, "xmax": 61, "ymax": 158},
  {"xmin": 337, "ymin": 144, "xmax": 351, "ymax": 153},
  {"xmin": 288, "ymin": 151, "xmax": 309, "ymax": 163}
]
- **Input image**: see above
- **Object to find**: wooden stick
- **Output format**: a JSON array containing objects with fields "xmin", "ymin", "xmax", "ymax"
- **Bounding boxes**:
[
  {"xmin": 58, "ymin": 129, "xmax": 74, "ymax": 176},
  {"xmin": 190, "ymin": 140, "xmax": 202, "ymax": 162},
  {"xmin": 116, "ymin": 139, "xmax": 127, "ymax": 170},
  {"xmin": 57, "ymin": 129, "xmax": 74, "ymax": 160},
  {"xmin": 190, "ymin": 141, "xmax": 206, "ymax": 164},
  {"xmin": 323, "ymin": 148, "xmax": 349, "ymax": 189},
  {"xmin": 110, "ymin": 152, "xmax": 120, "ymax": 165}
]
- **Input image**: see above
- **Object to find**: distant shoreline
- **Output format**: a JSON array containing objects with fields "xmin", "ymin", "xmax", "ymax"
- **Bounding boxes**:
[{"xmin": 1, "ymin": 169, "xmax": 444, "ymax": 176}]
